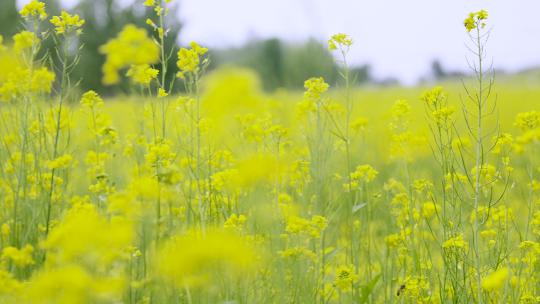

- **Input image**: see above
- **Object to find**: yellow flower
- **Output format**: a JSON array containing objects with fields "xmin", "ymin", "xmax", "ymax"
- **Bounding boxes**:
[
  {"xmin": 13, "ymin": 31, "xmax": 39, "ymax": 53},
  {"xmin": 279, "ymin": 246, "xmax": 316, "ymax": 261},
  {"xmin": 345, "ymin": 164, "xmax": 378, "ymax": 190},
  {"xmin": 1, "ymin": 245, "xmax": 35, "ymax": 267},
  {"xmin": 50, "ymin": 11, "xmax": 85, "ymax": 35},
  {"xmin": 19, "ymin": 0, "xmax": 47, "ymax": 20},
  {"xmin": 46, "ymin": 154, "xmax": 74, "ymax": 170},
  {"xmin": 190, "ymin": 41, "xmax": 208, "ymax": 55},
  {"xmin": 31, "ymin": 67, "xmax": 55, "ymax": 93},
  {"xmin": 176, "ymin": 49, "xmax": 198, "ymax": 73},
  {"xmin": 334, "ymin": 265, "xmax": 359, "ymax": 292},
  {"xmin": 80, "ymin": 90, "xmax": 104, "ymax": 108},
  {"xmin": 0, "ymin": 68, "xmax": 29, "ymax": 101},
  {"xmin": 156, "ymin": 229, "xmax": 257, "ymax": 288},
  {"xmin": 42, "ymin": 201, "xmax": 133, "ymax": 267},
  {"xmin": 515, "ymin": 111, "xmax": 539, "ymax": 131},
  {"xmin": 26, "ymin": 264, "xmax": 125, "ymax": 303},
  {"xmin": 328, "ymin": 33, "xmax": 353, "ymax": 51},
  {"xmin": 391, "ymin": 99, "xmax": 410, "ymax": 118},
  {"xmin": 421, "ymin": 202, "xmax": 437, "ymax": 219},
  {"xmin": 126, "ymin": 64, "xmax": 159, "ymax": 85},
  {"xmin": 385, "ymin": 233, "xmax": 402, "ymax": 247},
  {"xmin": 285, "ymin": 215, "xmax": 327, "ymax": 239},
  {"xmin": 311, "ymin": 215, "xmax": 328, "ymax": 230},
  {"xmin": 431, "ymin": 106, "xmax": 455, "ymax": 125},
  {"xmin": 145, "ymin": 141, "xmax": 176, "ymax": 168},
  {"xmin": 482, "ymin": 267, "xmax": 509, "ymax": 291},
  {"xmin": 143, "ymin": 0, "xmax": 155, "ymax": 6},
  {"xmin": 1, "ymin": 69, "xmax": 27, "ymax": 100},
  {"xmin": 0, "ymin": 269, "xmax": 23, "ymax": 297},
  {"xmin": 158, "ymin": 87, "xmax": 168, "ymax": 98},
  {"xmin": 350, "ymin": 117, "xmax": 368, "ymax": 133},
  {"xmin": 464, "ymin": 10, "xmax": 488, "ymax": 32},
  {"xmin": 154, "ymin": 5, "xmax": 165, "ymax": 16},
  {"xmin": 303, "ymin": 77, "xmax": 329, "ymax": 101},
  {"xmin": 442, "ymin": 234, "xmax": 468, "ymax": 250},
  {"xmin": 421, "ymin": 86, "xmax": 446, "ymax": 107},
  {"xmin": 176, "ymin": 42, "xmax": 208, "ymax": 76},
  {"xmin": 224, "ymin": 214, "xmax": 247, "ymax": 230},
  {"xmin": 146, "ymin": 18, "xmax": 156, "ymax": 28},
  {"xmin": 492, "ymin": 133, "xmax": 514, "ymax": 154},
  {"xmin": 100, "ymin": 24, "xmax": 159, "ymax": 85}
]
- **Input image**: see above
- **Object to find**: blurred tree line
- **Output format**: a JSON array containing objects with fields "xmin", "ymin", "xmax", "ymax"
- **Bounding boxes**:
[
  {"xmin": 211, "ymin": 38, "xmax": 371, "ymax": 91},
  {"xmin": 0, "ymin": 0, "xmax": 371, "ymax": 95}
]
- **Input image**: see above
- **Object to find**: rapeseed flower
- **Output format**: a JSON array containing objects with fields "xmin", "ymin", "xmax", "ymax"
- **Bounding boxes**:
[
  {"xmin": 421, "ymin": 86, "xmax": 445, "ymax": 107},
  {"xmin": 482, "ymin": 267, "xmax": 509, "ymax": 291},
  {"xmin": 27, "ymin": 264, "xmax": 125, "ymax": 303},
  {"xmin": 328, "ymin": 33, "xmax": 353, "ymax": 51},
  {"xmin": 42, "ymin": 201, "xmax": 134, "ymax": 267},
  {"xmin": 19, "ymin": 0, "xmax": 47, "ymax": 20},
  {"xmin": 442, "ymin": 234, "xmax": 468, "ymax": 250},
  {"xmin": 46, "ymin": 154, "xmax": 74, "ymax": 170},
  {"xmin": 224, "ymin": 213, "xmax": 247, "ymax": 231},
  {"xmin": 31, "ymin": 67, "xmax": 55, "ymax": 93},
  {"xmin": 100, "ymin": 25, "xmax": 159, "ymax": 84},
  {"xmin": 126, "ymin": 64, "xmax": 159, "ymax": 85},
  {"xmin": 1, "ymin": 245, "xmax": 35, "ymax": 267},
  {"xmin": 464, "ymin": 10, "xmax": 488, "ymax": 32},
  {"xmin": 13, "ymin": 31, "xmax": 39, "ymax": 53},
  {"xmin": 334, "ymin": 264, "xmax": 358, "ymax": 292},
  {"xmin": 50, "ymin": 11, "xmax": 85, "ymax": 35},
  {"xmin": 176, "ymin": 42, "xmax": 208, "ymax": 78},
  {"xmin": 80, "ymin": 90, "xmax": 104, "ymax": 108},
  {"xmin": 303, "ymin": 77, "xmax": 329, "ymax": 101},
  {"xmin": 156, "ymin": 229, "xmax": 257, "ymax": 288},
  {"xmin": 515, "ymin": 111, "xmax": 539, "ymax": 131},
  {"xmin": 421, "ymin": 202, "xmax": 438, "ymax": 219}
]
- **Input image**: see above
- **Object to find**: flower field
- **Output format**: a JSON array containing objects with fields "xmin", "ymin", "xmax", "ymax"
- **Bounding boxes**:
[{"xmin": 0, "ymin": 1, "xmax": 539, "ymax": 303}]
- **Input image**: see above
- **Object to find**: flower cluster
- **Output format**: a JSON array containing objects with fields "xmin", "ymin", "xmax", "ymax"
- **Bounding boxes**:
[
  {"xmin": 176, "ymin": 42, "xmax": 208, "ymax": 78},
  {"xmin": 464, "ymin": 10, "xmax": 488, "ymax": 32},
  {"xmin": 303, "ymin": 77, "xmax": 329, "ymax": 101},
  {"xmin": 50, "ymin": 11, "xmax": 85, "ymax": 35},
  {"xmin": 19, "ymin": 0, "xmax": 47, "ymax": 21},
  {"xmin": 328, "ymin": 33, "xmax": 353, "ymax": 51},
  {"xmin": 99, "ymin": 25, "xmax": 159, "ymax": 84}
]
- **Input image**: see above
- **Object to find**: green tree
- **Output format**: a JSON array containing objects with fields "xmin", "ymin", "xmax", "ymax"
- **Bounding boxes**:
[
  {"xmin": 0, "ymin": 0, "xmax": 19, "ymax": 38},
  {"xmin": 211, "ymin": 38, "xmax": 367, "ymax": 91},
  {"xmin": 282, "ymin": 39, "xmax": 339, "ymax": 89}
]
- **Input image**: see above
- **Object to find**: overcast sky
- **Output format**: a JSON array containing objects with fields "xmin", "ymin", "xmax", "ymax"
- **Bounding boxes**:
[{"xmin": 20, "ymin": 0, "xmax": 540, "ymax": 84}]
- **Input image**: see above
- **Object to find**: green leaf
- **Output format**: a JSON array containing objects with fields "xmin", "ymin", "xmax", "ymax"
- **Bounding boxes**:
[
  {"xmin": 358, "ymin": 274, "xmax": 381, "ymax": 304},
  {"xmin": 352, "ymin": 203, "xmax": 368, "ymax": 213}
]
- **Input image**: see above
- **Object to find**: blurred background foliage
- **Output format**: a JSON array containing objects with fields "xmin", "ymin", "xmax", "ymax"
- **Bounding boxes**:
[
  {"xmin": 210, "ymin": 38, "xmax": 371, "ymax": 91},
  {"xmin": 0, "ymin": 0, "xmax": 373, "ymax": 96}
]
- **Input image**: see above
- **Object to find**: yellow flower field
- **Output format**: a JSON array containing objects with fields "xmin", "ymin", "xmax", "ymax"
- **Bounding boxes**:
[{"xmin": 0, "ymin": 1, "xmax": 539, "ymax": 303}]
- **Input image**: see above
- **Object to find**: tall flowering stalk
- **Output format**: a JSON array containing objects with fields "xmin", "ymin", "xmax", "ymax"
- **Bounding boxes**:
[
  {"xmin": 44, "ymin": 10, "xmax": 85, "ymax": 237},
  {"xmin": 177, "ymin": 42, "xmax": 209, "ymax": 229},
  {"xmin": 4, "ymin": 1, "xmax": 54, "ymax": 250},
  {"xmin": 9, "ymin": 9, "xmax": 45, "ymax": 250},
  {"xmin": 144, "ymin": 0, "xmax": 174, "ymax": 246},
  {"xmin": 461, "ymin": 10, "xmax": 509, "ymax": 303},
  {"xmin": 421, "ymin": 86, "xmax": 460, "ymax": 300}
]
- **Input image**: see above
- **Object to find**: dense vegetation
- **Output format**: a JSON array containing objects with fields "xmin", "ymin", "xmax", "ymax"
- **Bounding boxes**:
[{"xmin": 0, "ymin": 1, "xmax": 539, "ymax": 303}]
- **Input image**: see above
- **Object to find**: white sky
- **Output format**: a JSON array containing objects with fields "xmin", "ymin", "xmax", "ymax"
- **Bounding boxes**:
[{"xmin": 19, "ymin": 0, "xmax": 540, "ymax": 84}]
